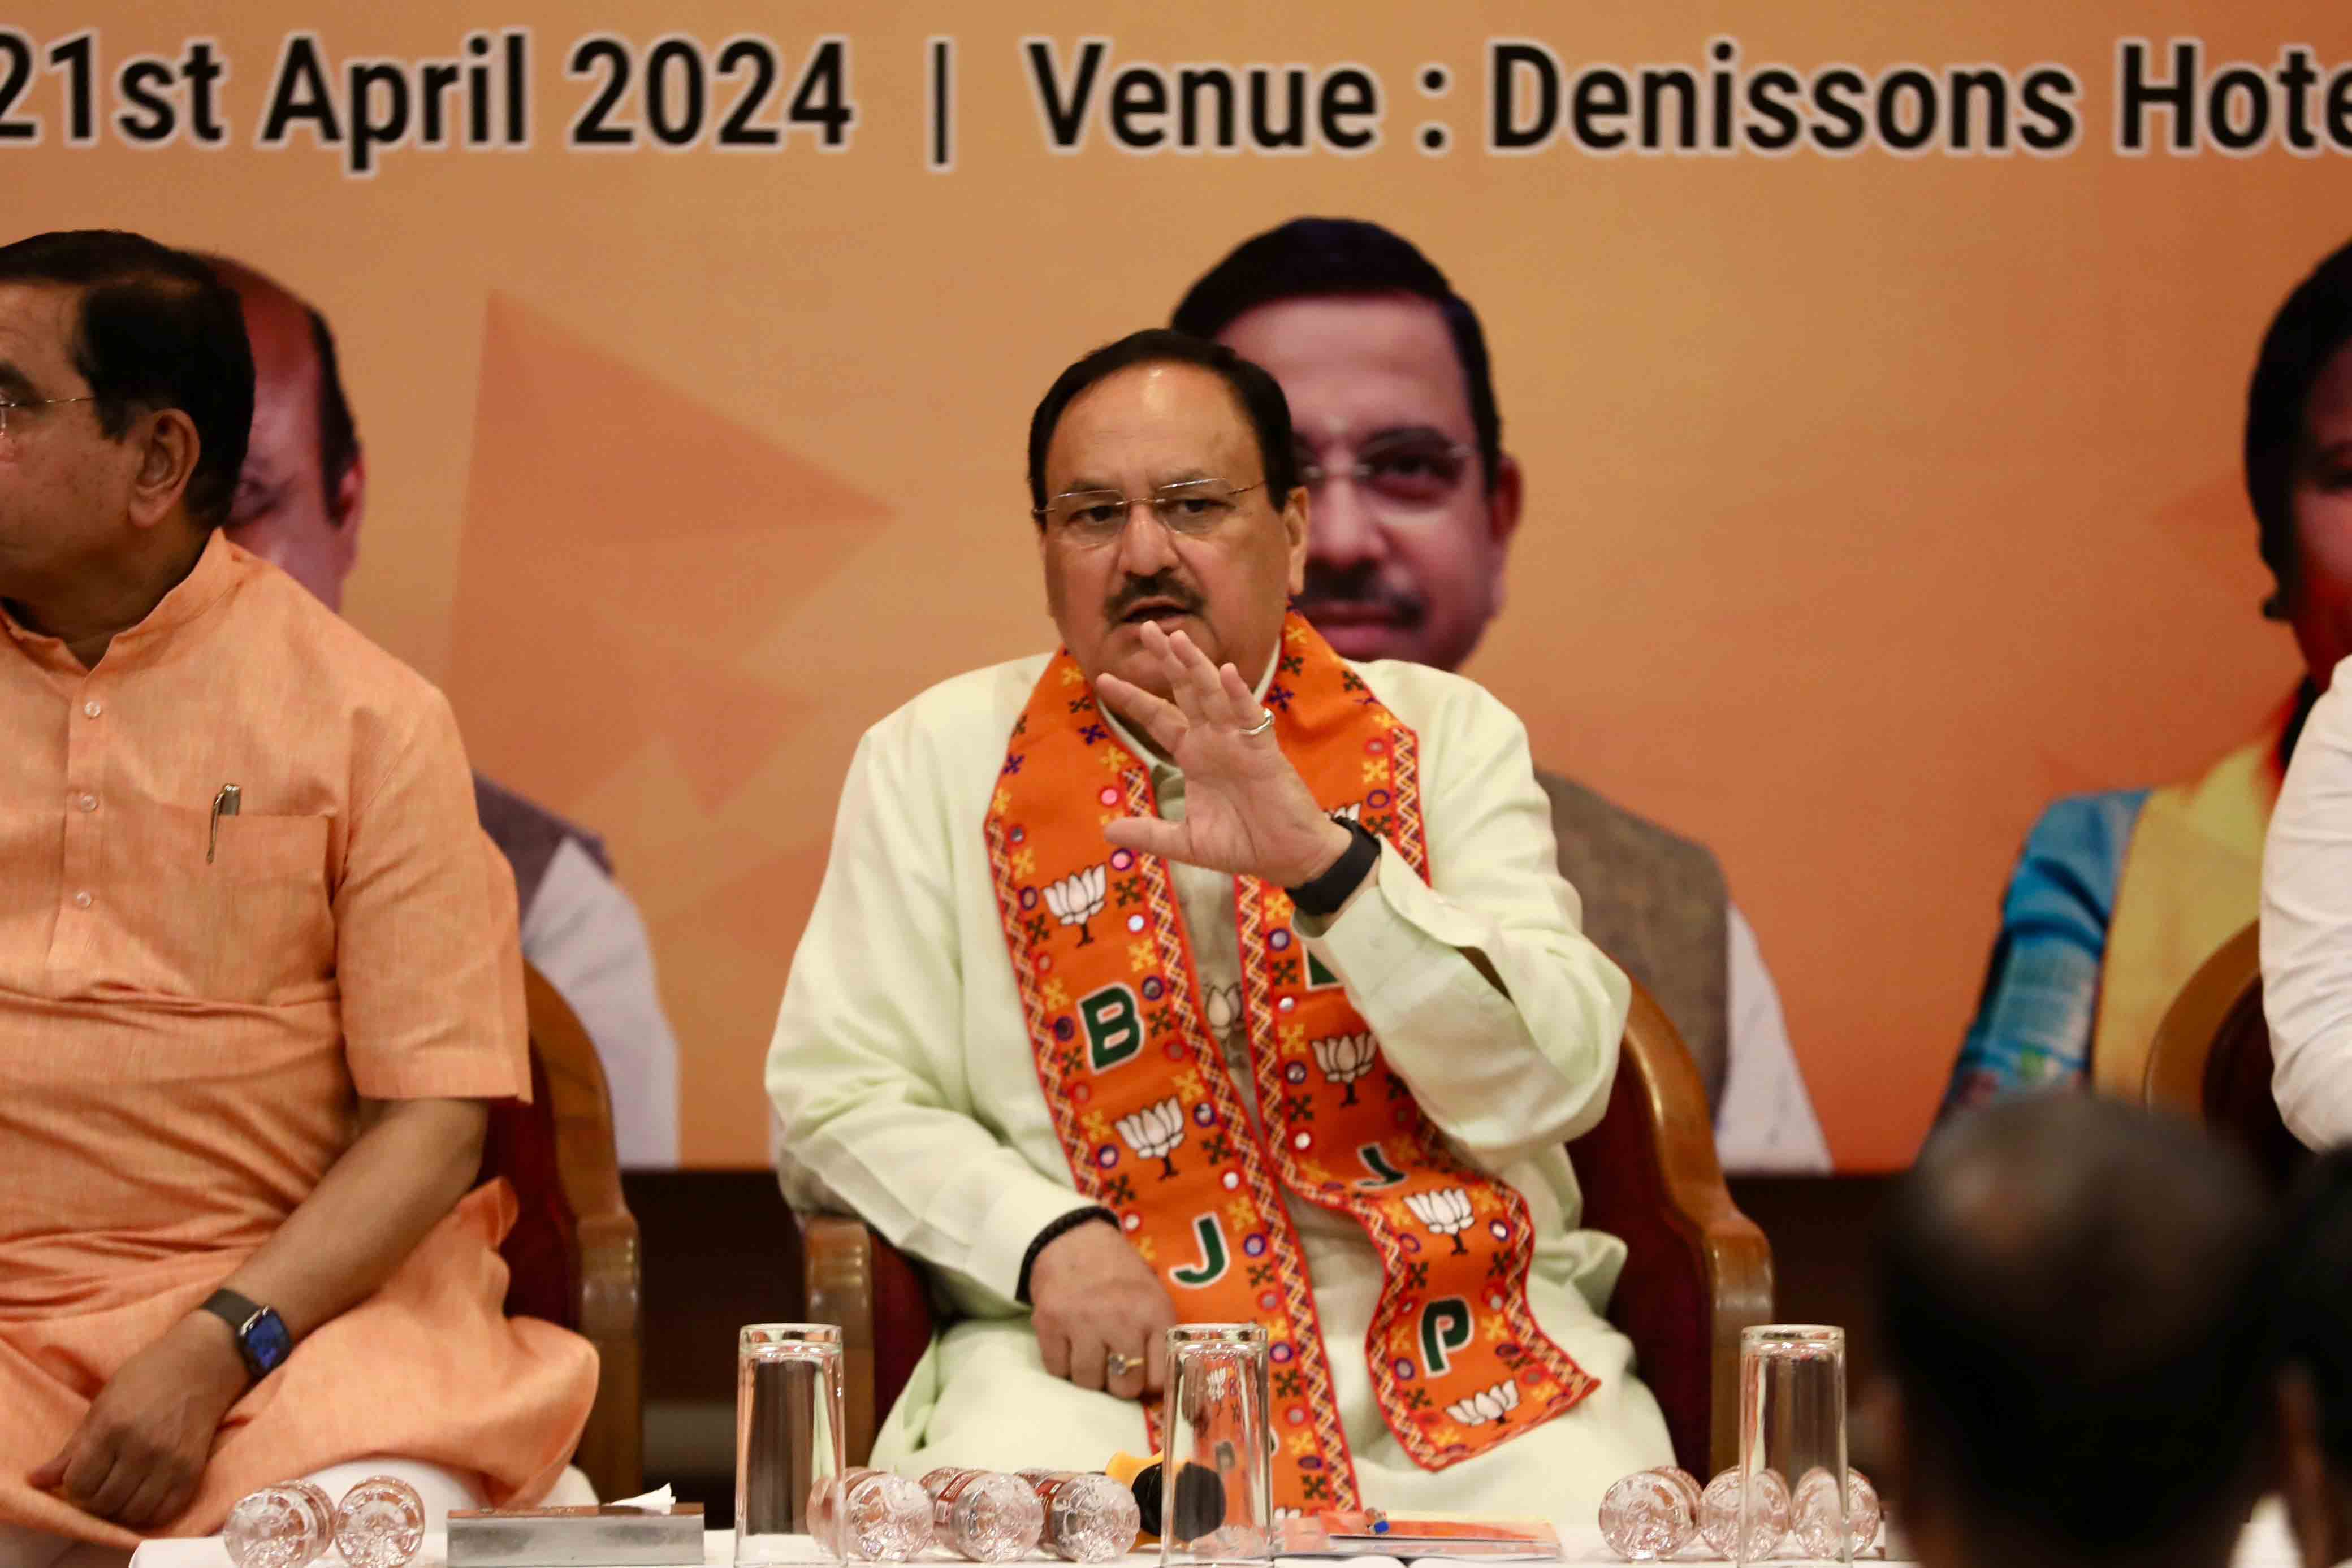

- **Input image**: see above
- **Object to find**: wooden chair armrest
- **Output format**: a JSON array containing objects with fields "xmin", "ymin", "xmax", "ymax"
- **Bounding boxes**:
[
  {"xmin": 573, "ymin": 1209, "xmax": 643, "ymax": 1497},
  {"xmin": 521, "ymin": 965, "xmax": 643, "ymax": 1498},
  {"xmin": 1679, "ymin": 1170, "xmax": 1774, "ymax": 1473},
  {"xmin": 1573, "ymin": 982, "xmax": 1775, "ymax": 1475},
  {"xmin": 798, "ymin": 1214, "xmax": 883, "ymax": 1466}
]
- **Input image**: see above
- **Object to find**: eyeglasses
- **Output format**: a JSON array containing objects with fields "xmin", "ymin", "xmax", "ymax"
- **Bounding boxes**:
[
  {"xmin": 1296, "ymin": 436, "xmax": 1477, "ymax": 512},
  {"xmin": 0, "ymin": 395, "xmax": 95, "ymax": 436},
  {"xmin": 1035, "ymin": 479, "xmax": 1266, "ymax": 545}
]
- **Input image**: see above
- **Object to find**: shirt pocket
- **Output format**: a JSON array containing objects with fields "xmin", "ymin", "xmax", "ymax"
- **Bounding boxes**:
[{"xmin": 110, "ymin": 803, "xmax": 335, "ymax": 1003}]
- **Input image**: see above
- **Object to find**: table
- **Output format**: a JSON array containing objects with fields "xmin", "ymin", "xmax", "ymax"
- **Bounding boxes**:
[{"xmin": 122, "ymin": 1498, "xmax": 2306, "ymax": 1568}]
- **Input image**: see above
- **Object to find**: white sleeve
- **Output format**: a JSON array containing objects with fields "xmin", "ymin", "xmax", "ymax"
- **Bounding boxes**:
[
  {"xmin": 1303, "ymin": 683, "xmax": 1632, "ymax": 1169},
  {"xmin": 2262, "ymin": 662, "xmax": 2352, "ymax": 1149},
  {"xmin": 1711, "ymin": 904, "xmax": 1832, "ymax": 1175},
  {"xmin": 767, "ymin": 722, "xmax": 1096, "ymax": 1305},
  {"xmin": 518, "ymin": 839, "xmax": 682, "ymax": 1168}
]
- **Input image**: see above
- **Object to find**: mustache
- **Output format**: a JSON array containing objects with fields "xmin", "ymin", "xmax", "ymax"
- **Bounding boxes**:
[
  {"xmin": 1105, "ymin": 572, "xmax": 1204, "ymax": 621},
  {"xmin": 1295, "ymin": 563, "xmax": 1425, "ymax": 623}
]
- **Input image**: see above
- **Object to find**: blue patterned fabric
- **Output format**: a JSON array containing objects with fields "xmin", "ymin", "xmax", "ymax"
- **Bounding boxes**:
[{"xmin": 1940, "ymin": 790, "xmax": 2152, "ymax": 1117}]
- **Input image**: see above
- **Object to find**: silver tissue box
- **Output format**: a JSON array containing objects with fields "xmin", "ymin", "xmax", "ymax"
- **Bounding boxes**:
[{"xmin": 446, "ymin": 1502, "xmax": 704, "ymax": 1567}]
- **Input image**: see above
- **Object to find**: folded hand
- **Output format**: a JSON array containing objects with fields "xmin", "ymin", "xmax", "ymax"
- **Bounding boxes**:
[{"xmin": 30, "ymin": 1313, "xmax": 247, "ymax": 1530}]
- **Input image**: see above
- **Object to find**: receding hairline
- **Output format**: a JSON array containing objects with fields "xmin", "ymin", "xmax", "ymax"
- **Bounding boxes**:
[
  {"xmin": 1214, "ymin": 285, "xmax": 1459, "ymax": 339},
  {"xmin": 1040, "ymin": 357, "xmax": 1269, "ymax": 480}
]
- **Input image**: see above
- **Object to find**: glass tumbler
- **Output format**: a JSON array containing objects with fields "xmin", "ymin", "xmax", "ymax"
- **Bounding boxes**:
[
  {"xmin": 736, "ymin": 1323, "xmax": 847, "ymax": 1566},
  {"xmin": 1161, "ymin": 1323, "xmax": 1273, "ymax": 1568},
  {"xmin": 1737, "ymin": 1325, "xmax": 1850, "ymax": 1566}
]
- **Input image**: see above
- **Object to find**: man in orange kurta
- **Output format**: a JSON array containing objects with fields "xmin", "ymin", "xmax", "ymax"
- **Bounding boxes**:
[{"xmin": 0, "ymin": 231, "xmax": 595, "ymax": 1565}]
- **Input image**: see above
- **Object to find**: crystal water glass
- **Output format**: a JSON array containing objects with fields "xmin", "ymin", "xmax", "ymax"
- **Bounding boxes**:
[
  {"xmin": 736, "ymin": 1323, "xmax": 847, "ymax": 1565},
  {"xmin": 1161, "ymin": 1323, "xmax": 1274, "ymax": 1568},
  {"xmin": 1737, "ymin": 1326, "xmax": 1849, "ymax": 1565}
]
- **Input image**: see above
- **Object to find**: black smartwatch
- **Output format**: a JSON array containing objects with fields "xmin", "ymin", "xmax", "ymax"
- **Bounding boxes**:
[{"xmin": 198, "ymin": 1289, "xmax": 294, "ymax": 1382}]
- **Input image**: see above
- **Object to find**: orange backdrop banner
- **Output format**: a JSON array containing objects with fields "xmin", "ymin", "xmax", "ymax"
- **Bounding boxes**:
[{"xmin": 7, "ymin": 1, "xmax": 2343, "ymax": 1168}]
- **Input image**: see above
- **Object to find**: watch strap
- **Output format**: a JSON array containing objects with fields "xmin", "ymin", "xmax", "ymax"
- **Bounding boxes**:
[
  {"xmin": 1017, "ymin": 1206, "xmax": 1119, "ymax": 1305},
  {"xmin": 198, "ymin": 1288, "xmax": 263, "ymax": 1337},
  {"xmin": 1286, "ymin": 818, "xmax": 1381, "ymax": 918}
]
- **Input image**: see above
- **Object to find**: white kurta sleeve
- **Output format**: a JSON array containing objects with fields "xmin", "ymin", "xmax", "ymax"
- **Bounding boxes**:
[
  {"xmin": 1713, "ymin": 906, "xmax": 1832, "ymax": 1174},
  {"xmin": 768, "ymin": 721, "xmax": 1095, "ymax": 1305},
  {"xmin": 2262, "ymin": 662, "xmax": 2352, "ymax": 1149},
  {"xmin": 520, "ymin": 838, "xmax": 681, "ymax": 1168},
  {"xmin": 1300, "ymin": 679, "xmax": 1631, "ymax": 1169}
]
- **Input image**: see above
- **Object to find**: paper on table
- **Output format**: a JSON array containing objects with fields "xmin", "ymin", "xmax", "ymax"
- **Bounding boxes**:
[{"xmin": 603, "ymin": 1487, "xmax": 677, "ymax": 1513}]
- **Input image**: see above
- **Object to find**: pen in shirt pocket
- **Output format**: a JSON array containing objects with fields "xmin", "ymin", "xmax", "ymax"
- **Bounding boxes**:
[{"xmin": 207, "ymin": 783, "xmax": 240, "ymax": 864}]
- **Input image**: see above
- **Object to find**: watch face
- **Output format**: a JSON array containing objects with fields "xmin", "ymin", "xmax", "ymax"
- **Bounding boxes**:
[{"xmin": 243, "ymin": 1307, "xmax": 293, "ymax": 1375}]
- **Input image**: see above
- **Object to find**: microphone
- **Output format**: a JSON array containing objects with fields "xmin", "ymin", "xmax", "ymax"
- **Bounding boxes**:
[{"xmin": 1104, "ymin": 1452, "xmax": 1226, "ymax": 1543}]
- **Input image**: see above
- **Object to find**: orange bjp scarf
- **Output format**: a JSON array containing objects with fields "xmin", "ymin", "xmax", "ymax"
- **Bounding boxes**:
[{"xmin": 985, "ymin": 614, "xmax": 1596, "ymax": 1511}]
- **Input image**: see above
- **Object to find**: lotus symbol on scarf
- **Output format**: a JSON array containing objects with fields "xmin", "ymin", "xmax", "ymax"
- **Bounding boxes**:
[
  {"xmin": 1116, "ymin": 1097, "xmax": 1187, "ymax": 1178},
  {"xmin": 1444, "ymin": 1378, "xmax": 1521, "ymax": 1427},
  {"xmin": 1404, "ymin": 1187, "xmax": 1476, "ymax": 1254},
  {"xmin": 1311, "ymin": 1032, "xmax": 1378, "ymax": 1104},
  {"xmin": 1044, "ymin": 863, "xmax": 1108, "ymax": 945},
  {"xmin": 1204, "ymin": 982, "xmax": 1243, "ymax": 1039}
]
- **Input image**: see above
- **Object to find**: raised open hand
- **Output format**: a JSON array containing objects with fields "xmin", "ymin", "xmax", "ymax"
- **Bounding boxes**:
[{"xmin": 1093, "ymin": 622, "xmax": 1351, "ymax": 887}]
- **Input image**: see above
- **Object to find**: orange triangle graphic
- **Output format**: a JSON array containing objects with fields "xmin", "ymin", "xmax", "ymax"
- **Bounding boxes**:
[{"xmin": 449, "ymin": 294, "xmax": 888, "ymax": 810}]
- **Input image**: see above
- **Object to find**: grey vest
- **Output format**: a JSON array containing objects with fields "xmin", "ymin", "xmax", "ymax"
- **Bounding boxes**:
[
  {"xmin": 473, "ymin": 773, "xmax": 613, "ymax": 920},
  {"xmin": 1536, "ymin": 768, "xmax": 1731, "ymax": 1109}
]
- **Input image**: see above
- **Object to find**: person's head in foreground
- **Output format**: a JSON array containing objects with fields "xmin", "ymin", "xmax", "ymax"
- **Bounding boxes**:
[
  {"xmin": 2273, "ymin": 1149, "xmax": 2352, "ymax": 1568},
  {"xmin": 1172, "ymin": 216, "xmax": 1520, "ymax": 672},
  {"xmin": 2250, "ymin": 233, "xmax": 2352, "ymax": 690},
  {"xmin": 1873, "ymin": 1095, "xmax": 2275, "ymax": 1568},
  {"xmin": 0, "ymin": 229, "xmax": 250, "ymax": 653},
  {"xmin": 204, "ymin": 254, "xmax": 365, "ymax": 608},
  {"xmin": 1028, "ymin": 327, "xmax": 1307, "ymax": 705}
]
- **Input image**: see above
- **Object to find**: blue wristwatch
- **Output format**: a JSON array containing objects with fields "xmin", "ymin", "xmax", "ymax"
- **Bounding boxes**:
[{"xmin": 199, "ymin": 1288, "xmax": 293, "ymax": 1381}]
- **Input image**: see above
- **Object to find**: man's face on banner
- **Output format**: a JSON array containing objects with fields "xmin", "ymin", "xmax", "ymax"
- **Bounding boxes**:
[
  {"xmin": 219, "ymin": 276, "xmax": 361, "ymax": 610},
  {"xmin": 1216, "ymin": 294, "xmax": 1521, "ymax": 672},
  {"xmin": 1039, "ymin": 360, "xmax": 1307, "ymax": 703}
]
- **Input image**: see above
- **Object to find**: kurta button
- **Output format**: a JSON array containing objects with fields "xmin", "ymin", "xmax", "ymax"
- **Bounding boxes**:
[
  {"xmin": 82, "ymin": 701, "xmax": 102, "ymax": 718},
  {"xmin": 72, "ymin": 891, "xmax": 92, "ymax": 909},
  {"xmin": 75, "ymin": 794, "xmax": 97, "ymax": 812}
]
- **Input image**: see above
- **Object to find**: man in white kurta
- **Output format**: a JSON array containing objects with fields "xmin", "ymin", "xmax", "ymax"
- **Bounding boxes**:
[{"xmin": 768, "ymin": 331, "xmax": 1671, "ymax": 1521}]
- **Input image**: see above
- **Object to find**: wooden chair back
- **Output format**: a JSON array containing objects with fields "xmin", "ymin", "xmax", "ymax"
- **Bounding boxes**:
[
  {"xmin": 1568, "ymin": 980, "xmax": 1774, "ymax": 1474},
  {"xmin": 2142, "ymin": 920, "xmax": 2306, "ymax": 1191},
  {"xmin": 479, "ymin": 964, "xmax": 645, "ymax": 1500}
]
